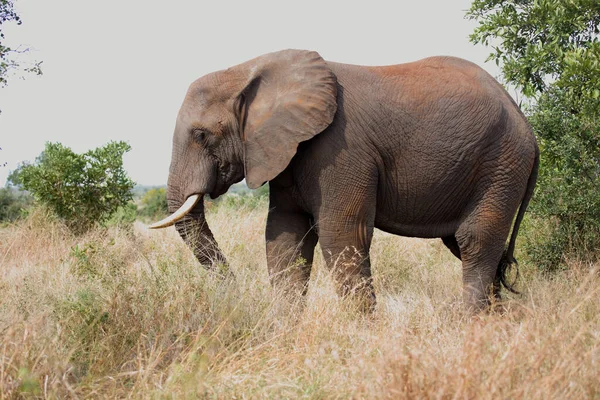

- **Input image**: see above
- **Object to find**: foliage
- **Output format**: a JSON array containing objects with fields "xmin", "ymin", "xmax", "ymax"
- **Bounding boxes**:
[
  {"xmin": 137, "ymin": 187, "xmax": 168, "ymax": 220},
  {"xmin": 212, "ymin": 183, "xmax": 269, "ymax": 210},
  {"xmin": 0, "ymin": 186, "xmax": 32, "ymax": 222},
  {"xmin": 104, "ymin": 202, "xmax": 137, "ymax": 230},
  {"xmin": 468, "ymin": 0, "xmax": 600, "ymax": 269},
  {"xmin": 468, "ymin": 0, "xmax": 600, "ymax": 97},
  {"xmin": 8, "ymin": 141, "xmax": 135, "ymax": 232},
  {"xmin": 525, "ymin": 89, "xmax": 600, "ymax": 268},
  {"xmin": 0, "ymin": 0, "xmax": 42, "ymax": 88}
]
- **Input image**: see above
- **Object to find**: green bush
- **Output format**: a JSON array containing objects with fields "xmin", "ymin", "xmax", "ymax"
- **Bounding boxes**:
[
  {"xmin": 137, "ymin": 187, "xmax": 168, "ymax": 220},
  {"xmin": 525, "ymin": 89, "xmax": 600, "ymax": 268},
  {"xmin": 104, "ymin": 202, "xmax": 138, "ymax": 230},
  {"xmin": 8, "ymin": 141, "xmax": 135, "ymax": 232},
  {"xmin": 0, "ymin": 187, "xmax": 33, "ymax": 222}
]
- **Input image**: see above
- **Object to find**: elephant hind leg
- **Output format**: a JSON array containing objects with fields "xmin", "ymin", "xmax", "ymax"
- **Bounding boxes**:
[
  {"xmin": 442, "ymin": 235, "xmax": 461, "ymax": 260},
  {"xmin": 455, "ymin": 211, "xmax": 513, "ymax": 313}
]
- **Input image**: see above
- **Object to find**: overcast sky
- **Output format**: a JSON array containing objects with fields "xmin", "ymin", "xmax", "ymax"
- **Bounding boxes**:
[{"xmin": 0, "ymin": 0, "xmax": 498, "ymax": 187}]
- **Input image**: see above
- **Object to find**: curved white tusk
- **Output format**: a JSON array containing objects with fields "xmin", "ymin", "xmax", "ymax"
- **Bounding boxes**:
[{"xmin": 148, "ymin": 194, "xmax": 201, "ymax": 229}]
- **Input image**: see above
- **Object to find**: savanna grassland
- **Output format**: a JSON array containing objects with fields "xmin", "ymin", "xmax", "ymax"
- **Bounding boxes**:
[{"xmin": 1, "ymin": 199, "xmax": 599, "ymax": 399}]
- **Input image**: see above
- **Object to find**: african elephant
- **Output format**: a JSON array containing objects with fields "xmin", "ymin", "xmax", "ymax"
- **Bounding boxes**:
[{"xmin": 150, "ymin": 49, "xmax": 539, "ymax": 312}]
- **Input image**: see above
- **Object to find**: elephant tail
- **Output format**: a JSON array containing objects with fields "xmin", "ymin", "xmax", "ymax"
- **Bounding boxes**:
[{"xmin": 497, "ymin": 144, "xmax": 540, "ymax": 294}]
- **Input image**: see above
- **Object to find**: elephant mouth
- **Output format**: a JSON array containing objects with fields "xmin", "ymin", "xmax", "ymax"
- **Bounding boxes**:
[
  {"xmin": 210, "ymin": 162, "xmax": 243, "ymax": 199},
  {"xmin": 210, "ymin": 183, "xmax": 229, "ymax": 199}
]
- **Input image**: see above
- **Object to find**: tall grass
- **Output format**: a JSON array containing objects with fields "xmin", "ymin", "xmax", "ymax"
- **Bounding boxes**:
[{"xmin": 1, "ymin": 201, "xmax": 599, "ymax": 398}]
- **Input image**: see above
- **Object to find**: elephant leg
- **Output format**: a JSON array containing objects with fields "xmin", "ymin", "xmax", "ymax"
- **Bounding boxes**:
[
  {"xmin": 455, "ymin": 209, "xmax": 512, "ymax": 313},
  {"xmin": 316, "ymin": 174, "xmax": 378, "ymax": 312},
  {"xmin": 314, "ymin": 165, "xmax": 379, "ymax": 311},
  {"xmin": 318, "ymin": 219, "xmax": 376, "ymax": 312},
  {"xmin": 442, "ymin": 235, "xmax": 462, "ymax": 260},
  {"xmin": 266, "ymin": 191, "xmax": 318, "ymax": 297}
]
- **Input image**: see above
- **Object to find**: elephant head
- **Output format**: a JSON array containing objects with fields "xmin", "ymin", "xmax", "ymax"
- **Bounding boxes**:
[{"xmin": 149, "ymin": 50, "xmax": 338, "ymax": 270}]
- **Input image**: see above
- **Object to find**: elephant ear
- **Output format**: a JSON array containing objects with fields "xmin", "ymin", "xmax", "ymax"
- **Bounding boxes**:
[{"xmin": 238, "ymin": 50, "xmax": 338, "ymax": 189}]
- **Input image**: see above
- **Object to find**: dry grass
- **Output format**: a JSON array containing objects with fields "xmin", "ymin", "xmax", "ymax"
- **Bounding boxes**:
[{"xmin": 1, "ymin": 202, "xmax": 599, "ymax": 399}]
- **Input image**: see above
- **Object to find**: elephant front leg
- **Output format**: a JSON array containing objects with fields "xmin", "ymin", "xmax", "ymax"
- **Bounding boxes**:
[
  {"xmin": 265, "ymin": 201, "xmax": 318, "ymax": 298},
  {"xmin": 318, "ymin": 218, "xmax": 377, "ymax": 312}
]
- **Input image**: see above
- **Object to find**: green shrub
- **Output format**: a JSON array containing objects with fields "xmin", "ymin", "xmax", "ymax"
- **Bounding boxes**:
[
  {"xmin": 525, "ymin": 89, "xmax": 600, "ymax": 269},
  {"xmin": 0, "ymin": 187, "xmax": 33, "ymax": 222},
  {"xmin": 8, "ymin": 141, "xmax": 135, "ymax": 232},
  {"xmin": 104, "ymin": 202, "xmax": 138, "ymax": 230},
  {"xmin": 137, "ymin": 187, "xmax": 168, "ymax": 220}
]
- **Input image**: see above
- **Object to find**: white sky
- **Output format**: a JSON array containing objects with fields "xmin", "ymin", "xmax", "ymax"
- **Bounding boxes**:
[{"xmin": 0, "ymin": 0, "xmax": 498, "ymax": 187}]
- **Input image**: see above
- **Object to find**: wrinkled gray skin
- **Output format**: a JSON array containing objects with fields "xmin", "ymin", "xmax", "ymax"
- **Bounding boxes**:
[{"xmin": 164, "ymin": 49, "xmax": 539, "ymax": 313}]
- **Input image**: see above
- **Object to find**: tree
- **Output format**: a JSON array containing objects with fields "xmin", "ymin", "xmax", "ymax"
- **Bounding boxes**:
[
  {"xmin": 8, "ymin": 141, "xmax": 136, "ymax": 232},
  {"xmin": 468, "ymin": 0, "xmax": 600, "ymax": 268},
  {"xmin": 1, "ymin": 0, "xmax": 42, "ymax": 88}
]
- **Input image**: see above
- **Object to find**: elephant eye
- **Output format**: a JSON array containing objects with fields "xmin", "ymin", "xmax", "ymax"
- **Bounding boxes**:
[{"xmin": 193, "ymin": 129, "xmax": 210, "ymax": 146}]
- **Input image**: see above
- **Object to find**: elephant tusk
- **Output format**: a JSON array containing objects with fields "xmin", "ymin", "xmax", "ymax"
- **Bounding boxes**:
[{"xmin": 148, "ymin": 194, "xmax": 201, "ymax": 229}]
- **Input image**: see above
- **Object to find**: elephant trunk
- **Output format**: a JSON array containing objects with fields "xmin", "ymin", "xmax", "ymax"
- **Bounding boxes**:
[{"xmin": 167, "ymin": 193, "xmax": 228, "ymax": 271}]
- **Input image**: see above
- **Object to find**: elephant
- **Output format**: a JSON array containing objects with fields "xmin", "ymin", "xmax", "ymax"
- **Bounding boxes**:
[{"xmin": 150, "ymin": 49, "xmax": 539, "ymax": 313}]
